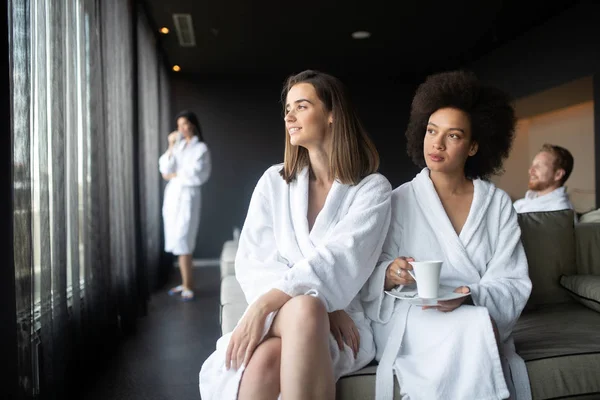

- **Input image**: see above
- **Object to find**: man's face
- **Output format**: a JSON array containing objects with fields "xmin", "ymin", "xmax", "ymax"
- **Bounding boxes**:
[{"xmin": 528, "ymin": 151, "xmax": 560, "ymax": 191}]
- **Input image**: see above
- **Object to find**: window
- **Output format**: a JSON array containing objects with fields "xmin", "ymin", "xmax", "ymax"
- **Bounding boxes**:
[{"xmin": 29, "ymin": 0, "xmax": 91, "ymax": 307}]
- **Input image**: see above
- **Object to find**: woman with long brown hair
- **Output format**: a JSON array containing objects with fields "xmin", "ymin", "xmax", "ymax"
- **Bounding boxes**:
[{"xmin": 200, "ymin": 70, "xmax": 391, "ymax": 399}]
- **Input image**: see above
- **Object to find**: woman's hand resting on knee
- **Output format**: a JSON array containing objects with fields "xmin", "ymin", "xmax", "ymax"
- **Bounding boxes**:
[
  {"xmin": 226, "ymin": 289, "xmax": 291, "ymax": 370},
  {"xmin": 328, "ymin": 310, "xmax": 359, "ymax": 359}
]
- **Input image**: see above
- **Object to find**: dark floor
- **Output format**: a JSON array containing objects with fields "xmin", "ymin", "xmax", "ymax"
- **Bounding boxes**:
[{"xmin": 82, "ymin": 267, "xmax": 221, "ymax": 400}]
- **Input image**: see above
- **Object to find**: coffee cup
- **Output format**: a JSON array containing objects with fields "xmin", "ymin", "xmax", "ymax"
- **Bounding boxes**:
[{"xmin": 407, "ymin": 260, "xmax": 443, "ymax": 299}]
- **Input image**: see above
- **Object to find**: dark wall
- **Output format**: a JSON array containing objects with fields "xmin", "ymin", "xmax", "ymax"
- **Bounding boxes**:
[
  {"xmin": 469, "ymin": 2, "xmax": 600, "ymax": 99},
  {"xmin": 468, "ymin": 1, "xmax": 600, "ymax": 209},
  {"xmin": 172, "ymin": 73, "xmax": 418, "ymax": 258}
]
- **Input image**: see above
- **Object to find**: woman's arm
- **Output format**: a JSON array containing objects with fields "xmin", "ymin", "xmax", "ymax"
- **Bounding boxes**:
[
  {"xmin": 176, "ymin": 145, "xmax": 211, "ymax": 186},
  {"xmin": 158, "ymin": 132, "xmax": 178, "ymax": 178},
  {"xmin": 361, "ymin": 193, "xmax": 404, "ymax": 324},
  {"xmin": 468, "ymin": 195, "xmax": 532, "ymax": 340}
]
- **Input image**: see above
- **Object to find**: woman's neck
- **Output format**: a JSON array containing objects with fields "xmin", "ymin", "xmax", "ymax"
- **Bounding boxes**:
[
  {"xmin": 308, "ymin": 147, "xmax": 332, "ymax": 184},
  {"xmin": 429, "ymin": 170, "xmax": 472, "ymax": 196}
]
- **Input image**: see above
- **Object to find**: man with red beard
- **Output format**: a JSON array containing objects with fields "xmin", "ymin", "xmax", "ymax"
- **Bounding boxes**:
[{"xmin": 514, "ymin": 144, "xmax": 575, "ymax": 216}]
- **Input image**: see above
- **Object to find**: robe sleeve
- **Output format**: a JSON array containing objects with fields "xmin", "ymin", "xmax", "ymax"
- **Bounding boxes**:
[
  {"xmin": 361, "ymin": 190, "xmax": 406, "ymax": 324},
  {"xmin": 177, "ymin": 145, "xmax": 211, "ymax": 187},
  {"xmin": 273, "ymin": 175, "xmax": 392, "ymax": 312},
  {"xmin": 236, "ymin": 173, "xmax": 392, "ymax": 312},
  {"xmin": 234, "ymin": 172, "xmax": 295, "ymax": 305},
  {"xmin": 469, "ymin": 195, "xmax": 532, "ymax": 341},
  {"xmin": 159, "ymin": 151, "xmax": 176, "ymax": 175}
]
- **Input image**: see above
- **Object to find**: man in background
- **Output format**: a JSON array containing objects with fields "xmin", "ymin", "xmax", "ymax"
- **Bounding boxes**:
[{"xmin": 514, "ymin": 143, "xmax": 575, "ymax": 214}]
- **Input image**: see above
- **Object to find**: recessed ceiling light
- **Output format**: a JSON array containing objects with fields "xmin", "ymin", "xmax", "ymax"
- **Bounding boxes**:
[
  {"xmin": 160, "ymin": 27, "xmax": 170, "ymax": 34},
  {"xmin": 172, "ymin": 65, "xmax": 181, "ymax": 72},
  {"xmin": 351, "ymin": 31, "xmax": 371, "ymax": 39}
]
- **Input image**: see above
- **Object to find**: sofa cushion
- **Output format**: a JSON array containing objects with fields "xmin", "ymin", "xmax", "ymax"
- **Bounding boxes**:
[
  {"xmin": 220, "ymin": 275, "xmax": 246, "ymax": 306},
  {"xmin": 579, "ymin": 208, "xmax": 600, "ymax": 223},
  {"xmin": 514, "ymin": 303, "xmax": 600, "ymax": 399},
  {"xmin": 222, "ymin": 239, "xmax": 238, "ymax": 252},
  {"xmin": 221, "ymin": 260, "xmax": 236, "ymax": 279},
  {"xmin": 518, "ymin": 210, "xmax": 576, "ymax": 307},
  {"xmin": 220, "ymin": 240, "xmax": 238, "ymax": 278},
  {"xmin": 221, "ymin": 302, "xmax": 248, "ymax": 336},
  {"xmin": 575, "ymin": 223, "xmax": 600, "ymax": 275},
  {"xmin": 337, "ymin": 365, "xmax": 402, "ymax": 399},
  {"xmin": 560, "ymin": 275, "xmax": 600, "ymax": 313}
]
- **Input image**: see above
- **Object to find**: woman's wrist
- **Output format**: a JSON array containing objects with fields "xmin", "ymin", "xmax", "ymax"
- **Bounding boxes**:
[
  {"xmin": 256, "ymin": 289, "xmax": 291, "ymax": 314},
  {"xmin": 384, "ymin": 280, "xmax": 396, "ymax": 291}
]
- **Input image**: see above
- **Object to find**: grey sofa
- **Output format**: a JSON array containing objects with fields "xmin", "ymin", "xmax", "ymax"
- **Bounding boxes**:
[{"xmin": 218, "ymin": 210, "xmax": 600, "ymax": 399}]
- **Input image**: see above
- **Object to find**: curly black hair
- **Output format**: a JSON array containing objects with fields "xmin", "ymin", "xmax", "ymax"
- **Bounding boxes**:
[{"xmin": 405, "ymin": 70, "xmax": 516, "ymax": 180}]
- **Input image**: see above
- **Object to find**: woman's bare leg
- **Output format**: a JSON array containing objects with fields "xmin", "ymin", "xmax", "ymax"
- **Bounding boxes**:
[
  {"xmin": 178, "ymin": 254, "xmax": 194, "ymax": 290},
  {"xmin": 270, "ymin": 295, "xmax": 335, "ymax": 400},
  {"xmin": 238, "ymin": 338, "xmax": 281, "ymax": 400}
]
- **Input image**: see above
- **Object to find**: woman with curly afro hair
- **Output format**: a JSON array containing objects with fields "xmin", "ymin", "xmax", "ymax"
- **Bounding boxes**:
[{"xmin": 363, "ymin": 71, "xmax": 532, "ymax": 400}]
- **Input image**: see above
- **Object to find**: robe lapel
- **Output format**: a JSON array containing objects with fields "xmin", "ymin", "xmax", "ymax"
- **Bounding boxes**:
[
  {"xmin": 411, "ymin": 169, "xmax": 481, "ymax": 280},
  {"xmin": 309, "ymin": 180, "xmax": 348, "ymax": 244},
  {"xmin": 289, "ymin": 167, "xmax": 350, "ymax": 256},
  {"xmin": 459, "ymin": 179, "xmax": 495, "ymax": 247},
  {"xmin": 290, "ymin": 167, "xmax": 313, "ymax": 258}
]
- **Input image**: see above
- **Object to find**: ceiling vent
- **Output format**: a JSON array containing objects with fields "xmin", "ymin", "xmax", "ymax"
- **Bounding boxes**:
[{"xmin": 172, "ymin": 13, "xmax": 196, "ymax": 47}]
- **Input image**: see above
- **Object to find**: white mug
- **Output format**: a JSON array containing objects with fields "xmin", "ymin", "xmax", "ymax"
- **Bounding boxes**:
[{"xmin": 407, "ymin": 260, "xmax": 443, "ymax": 299}]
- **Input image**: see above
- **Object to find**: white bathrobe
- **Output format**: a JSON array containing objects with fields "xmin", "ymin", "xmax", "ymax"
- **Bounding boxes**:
[
  {"xmin": 199, "ymin": 165, "xmax": 392, "ymax": 400},
  {"xmin": 363, "ymin": 168, "xmax": 532, "ymax": 400},
  {"xmin": 159, "ymin": 136, "xmax": 211, "ymax": 255},
  {"xmin": 513, "ymin": 187, "xmax": 574, "ymax": 214}
]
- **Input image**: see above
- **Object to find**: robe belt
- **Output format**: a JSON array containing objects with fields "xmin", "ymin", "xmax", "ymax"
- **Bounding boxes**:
[{"xmin": 376, "ymin": 304, "xmax": 411, "ymax": 400}]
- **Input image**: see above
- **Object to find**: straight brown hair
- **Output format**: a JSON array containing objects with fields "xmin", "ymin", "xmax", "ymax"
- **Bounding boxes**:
[{"xmin": 279, "ymin": 70, "xmax": 379, "ymax": 185}]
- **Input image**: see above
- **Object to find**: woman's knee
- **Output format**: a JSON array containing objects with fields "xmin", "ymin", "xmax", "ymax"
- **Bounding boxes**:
[
  {"xmin": 244, "ymin": 338, "xmax": 282, "ymax": 382},
  {"xmin": 283, "ymin": 295, "xmax": 329, "ymax": 334}
]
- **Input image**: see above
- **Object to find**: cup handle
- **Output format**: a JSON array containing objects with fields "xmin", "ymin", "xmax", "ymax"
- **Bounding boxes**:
[{"xmin": 407, "ymin": 270, "xmax": 417, "ymax": 282}]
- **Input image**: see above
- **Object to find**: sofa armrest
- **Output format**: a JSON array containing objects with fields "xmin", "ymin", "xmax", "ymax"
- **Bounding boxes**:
[
  {"xmin": 220, "ymin": 240, "xmax": 238, "ymax": 278},
  {"xmin": 560, "ymin": 274, "xmax": 600, "ymax": 313},
  {"xmin": 575, "ymin": 223, "xmax": 600, "ymax": 275}
]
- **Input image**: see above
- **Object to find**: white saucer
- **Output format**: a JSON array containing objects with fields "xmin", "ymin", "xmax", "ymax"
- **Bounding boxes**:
[{"xmin": 385, "ymin": 285, "xmax": 470, "ymax": 307}]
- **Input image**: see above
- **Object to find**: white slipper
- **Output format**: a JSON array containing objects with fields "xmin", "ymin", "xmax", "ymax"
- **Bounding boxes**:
[
  {"xmin": 181, "ymin": 289, "xmax": 195, "ymax": 301},
  {"xmin": 168, "ymin": 285, "xmax": 184, "ymax": 296}
]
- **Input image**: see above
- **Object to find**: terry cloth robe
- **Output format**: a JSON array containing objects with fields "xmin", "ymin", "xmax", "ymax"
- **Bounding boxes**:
[
  {"xmin": 362, "ymin": 168, "xmax": 532, "ymax": 400},
  {"xmin": 513, "ymin": 187, "xmax": 574, "ymax": 214},
  {"xmin": 199, "ymin": 165, "xmax": 392, "ymax": 400},
  {"xmin": 159, "ymin": 136, "xmax": 211, "ymax": 255}
]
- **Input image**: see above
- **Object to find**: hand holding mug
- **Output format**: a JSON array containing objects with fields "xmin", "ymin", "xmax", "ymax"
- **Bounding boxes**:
[
  {"xmin": 384, "ymin": 257, "xmax": 415, "ymax": 291},
  {"xmin": 168, "ymin": 131, "xmax": 179, "ymax": 147}
]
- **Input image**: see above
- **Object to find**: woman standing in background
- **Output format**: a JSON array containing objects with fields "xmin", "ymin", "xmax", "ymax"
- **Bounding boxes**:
[{"xmin": 159, "ymin": 110, "xmax": 211, "ymax": 301}]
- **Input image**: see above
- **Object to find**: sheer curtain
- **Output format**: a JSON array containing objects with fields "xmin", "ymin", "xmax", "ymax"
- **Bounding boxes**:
[
  {"xmin": 8, "ymin": 0, "xmax": 173, "ymax": 397},
  {"xmin": 9, "ymin": 0, "xmax": 34, "ymax": 396},
  {"xmin": 137, "ymin": 8, "xmax": 162, "ymax": 294},
  {"xmin": 158, "ymin": 59, "xmax": 173, "ymax": 284},
  {"xmin": 2, "ymin": 0, "xmax": 18, "ymax": 396}
]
